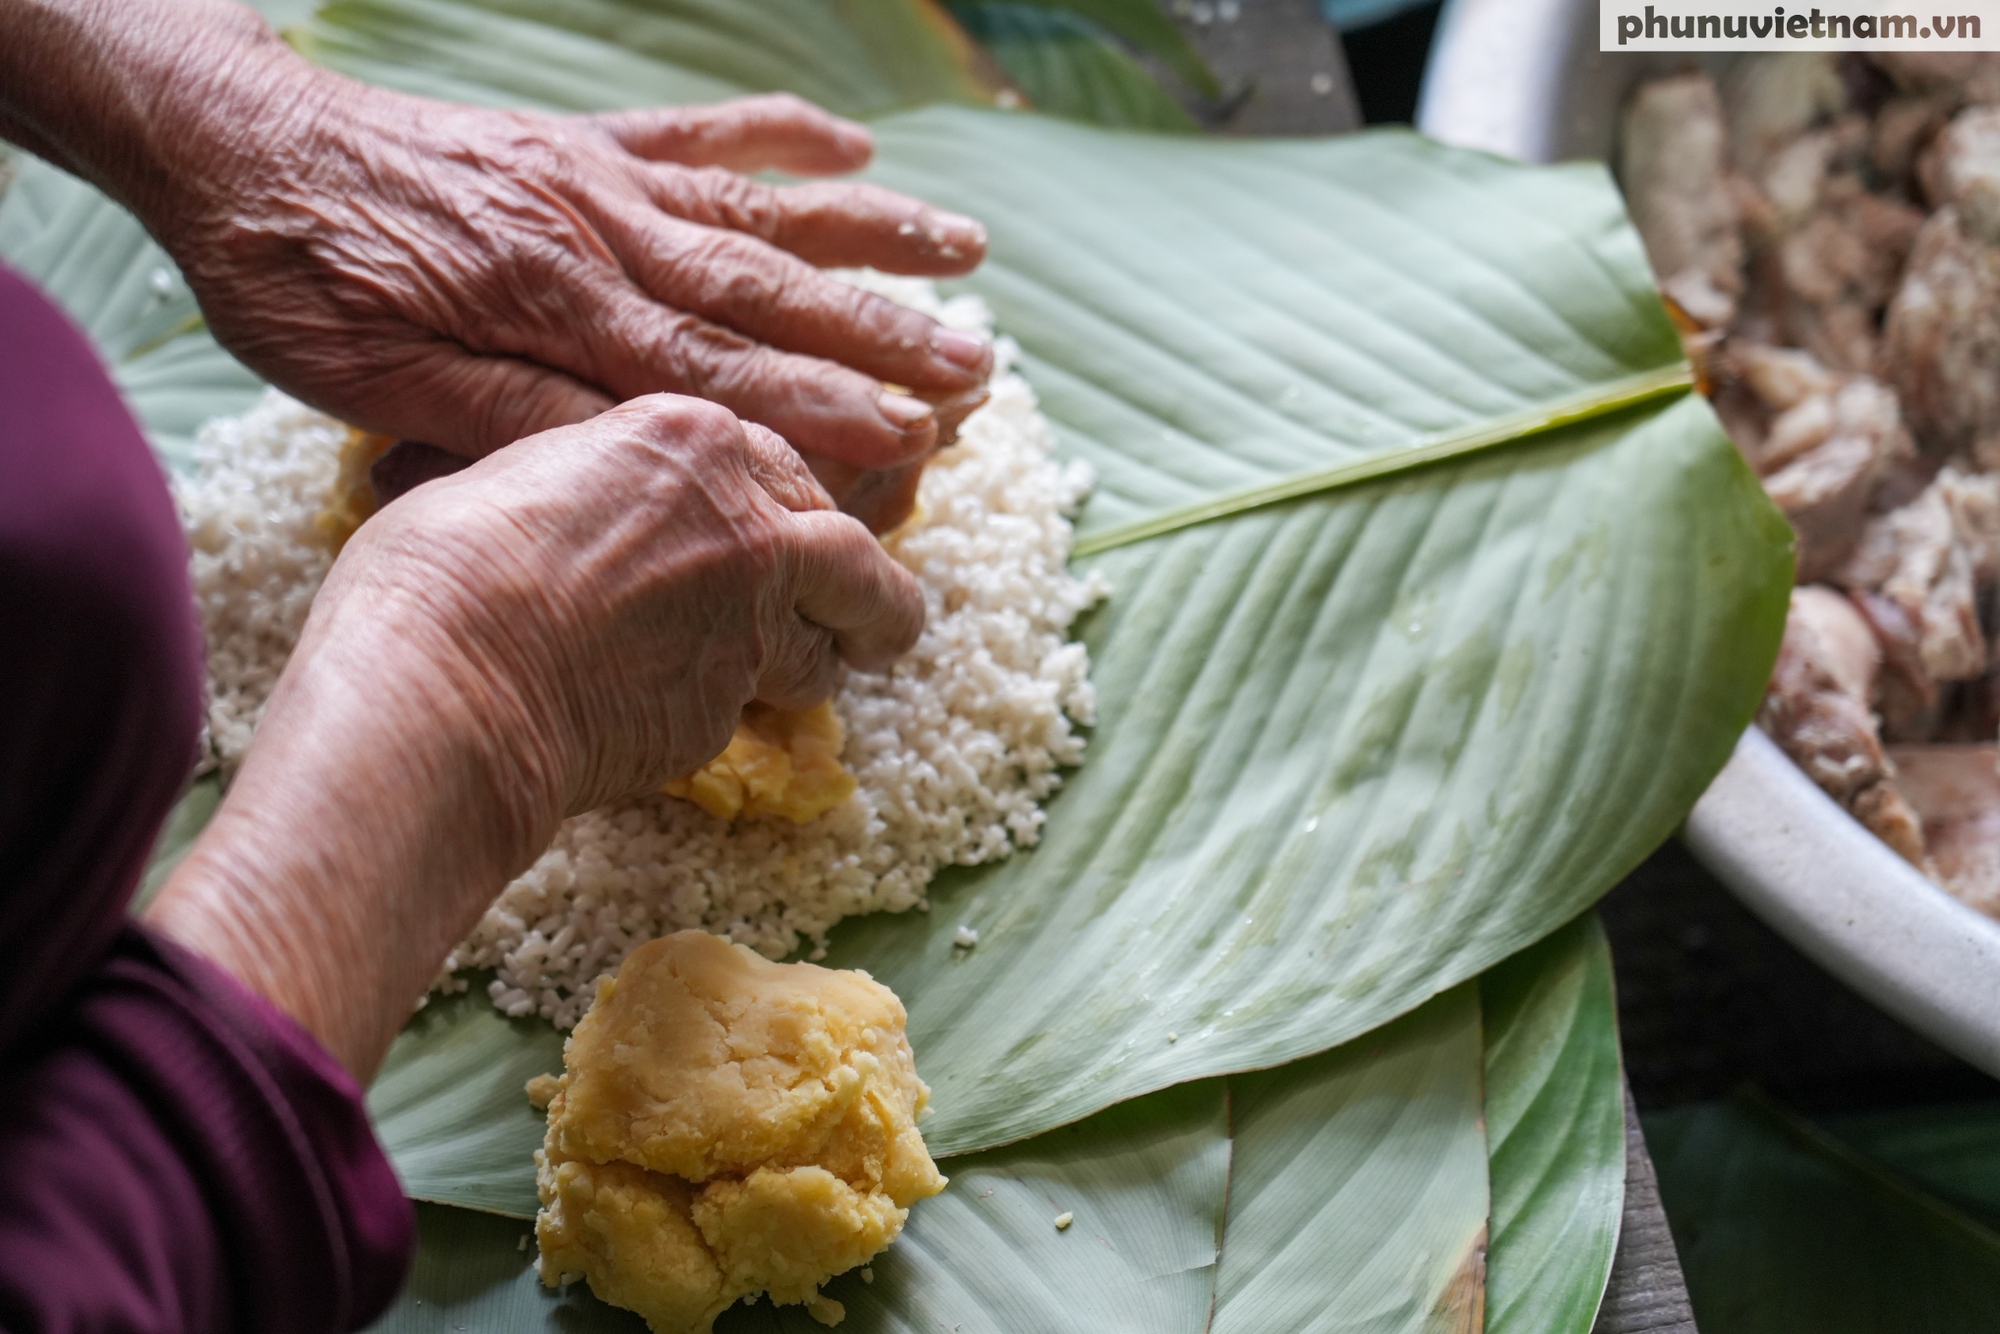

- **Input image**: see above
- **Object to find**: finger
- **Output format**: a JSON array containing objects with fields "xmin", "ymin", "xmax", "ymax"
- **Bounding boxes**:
[
  {"xmin": 644, "ymin": 170, "xmax": 987, "ymax": 277},
  {"xmin": 799, "ymin": 386, "xmax": 984, "ymax": 530},
  {"xmin": 328, "ymin": 343, "xmax": 612, "ymax": 459},
  {"xmin": 839, "ymin": 460, "xmax": 928, "ymax": 535},
  {"xmin": 801, "ymin": 452, "xmax": 918, "ymax": 534},
  {"xmin": 563, "ymin": 284, "xmax": 941, "ymax": 469},
  {"xmin": 933, "ymin": 386, "xmax": 989, "ymax": 448},
  {"xmin": 592, "ymin": 94, "xmax": 872, "ymax": 175},
  {"xmin": 753, "ymin": 614, "xmax": 844, "ymax": 712},
  {"xmin": 591, "ymin": 200, "xmax": 992, "ymax": 392},
  {"xmin": 369, "ymin": 440, "xmax": 470, "ymax": 506},
  {"xmin": 740, "ymin": 421, "xmax": 836, "ymax": 514},
  {"xmin": 783, "ymin": 508, "xmax": 926, "ymax": 672}
]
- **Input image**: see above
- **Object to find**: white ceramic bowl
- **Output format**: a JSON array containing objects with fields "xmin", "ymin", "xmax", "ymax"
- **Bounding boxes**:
[{"xmin": 1416, "ymin": 0, "xmax": 2000, "ymax": 1078}]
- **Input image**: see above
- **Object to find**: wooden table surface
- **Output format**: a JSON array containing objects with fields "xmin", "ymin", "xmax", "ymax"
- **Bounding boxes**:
[{"xmin": 1592, "ymin": 1091, "xmax": 1697, "ymax": 1334}]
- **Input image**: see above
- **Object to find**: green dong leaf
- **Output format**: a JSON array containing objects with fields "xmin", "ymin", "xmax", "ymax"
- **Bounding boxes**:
[
  {"xmin": 805, "ymin": 109, "xmax": 1789, "ymax": 1155},
  {"xmin": 951, "ymin": 0, "xmax": 1220, "ymax": 96},
  {"xmin": 1648, "ymin": 1091, "xmax": 2000, "ymax": 1334},
  {"xmin": 285, "ymin": 0, "xmax": 1786, "ymax": 1178},
  {"xmin": 952, "ymin": 4, "xmax": 1197, "ymax": 132},
  {"xmin": 1480, "ymin": 912, "xmax": 1625, "ymax": 1334},
  {"xmin": 298, "ymin": 0, "xmax": 1003, "ymax": 116}
]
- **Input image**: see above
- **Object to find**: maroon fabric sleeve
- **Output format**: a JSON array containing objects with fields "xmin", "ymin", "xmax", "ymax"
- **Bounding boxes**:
[{"xmin": 0, "ymin": 259, "xmax": 413, "ymax": 1331}]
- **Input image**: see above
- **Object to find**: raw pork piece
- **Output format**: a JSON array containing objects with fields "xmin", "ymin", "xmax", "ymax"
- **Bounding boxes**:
[
  {"xmin": 1723, "ymin": 53, "xmax": 1850, "ymax": 182},
  {"xmin": 1882, "ymin": 108, "xmax": 2000, "ymax": 464},
  {"xmin": 1761, "ymin": 586, "xmax": 1932, "ymax": 868},
  {"xmin": 1728, "ymin": 342, "xmax": 1915, "ymax": 580},
  {"xmin": 1622, "ymin": 72, "xmax": 1745, "ymax": 329},
  {"xmin": 1740, "ymin": 115, "xmax": 1926, "ymax": 372},
  {"xmin": 1870, "ymin": 52, "xmax": 2000, "ymax": 104},
  {"xmin": 1835, "ymin": 467, "xmax": 2000, "ymax": 736},
  {"xmin": 1872, "ymin": 93, "xmax": 1960, "ymax": 195},
  {"xmin": 1887, "ymin": 745, "xmax": 2000, "ymax": 919}
]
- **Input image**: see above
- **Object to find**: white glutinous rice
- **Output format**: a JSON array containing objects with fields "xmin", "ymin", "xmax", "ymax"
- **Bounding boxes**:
[{"xmin": 175, "ymin": 272, "xmax": 1107, "ymax": 1028}]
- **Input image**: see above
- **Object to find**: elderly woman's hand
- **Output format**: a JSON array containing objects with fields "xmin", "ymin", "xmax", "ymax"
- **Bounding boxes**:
[
  {"xmin": 147, "ymin": 395, "xmax": 923, "ymax": 1079},
  {"xmin": 0, "ymin": 0, "xmax": 991, "ymax": 528},
  {"xmin": 162, "ymin": 87, "xmax": 993, "ymax": 466}
]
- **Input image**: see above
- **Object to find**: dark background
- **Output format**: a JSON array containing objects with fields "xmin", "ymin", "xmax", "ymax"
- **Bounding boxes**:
[{"xmin": 1341, "ymin": 0, "xmax": 1444, "ymax": 127}]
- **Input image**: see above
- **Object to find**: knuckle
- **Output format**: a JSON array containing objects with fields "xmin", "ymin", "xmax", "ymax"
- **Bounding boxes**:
[
  {"xmin": 619, "ymin": 390, "xmax": 736, "ymax": 448},
  {"xmin": 692, "ymin": 232, "xmax": 790, "ymax": 315},
  {"xmin": 661, "ymin": 315, "xmax": 757, "ymax": 398},
  {"xmin": 730, "ymin": 511, "xmax": 790, "ymax": 587},
  {"xmin": 849, "ymin": 288, "xmax": 930, "ymax": 346},
  {"xmin": 693, "ymin": 168, "xmax": 782, "ymax": 237}
]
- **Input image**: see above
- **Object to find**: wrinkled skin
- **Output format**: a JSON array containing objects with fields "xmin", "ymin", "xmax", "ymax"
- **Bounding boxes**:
[
  {"xmin": 166, "ymin": 89, "xmax": 994, "ymax": 475},
  {"xmin": 149, "ymin": 396, "xmax": 925, "ymax": 1079},
  {"xmin": 0, "ymin": 0, "xmax": 991, "ymax": 530},
  {"xmin": 4, "ymin": 1, "xmax": 956, "ymax": 1078}
]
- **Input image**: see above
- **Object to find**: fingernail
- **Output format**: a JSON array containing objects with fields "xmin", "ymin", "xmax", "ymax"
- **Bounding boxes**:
[
  {"xmin": 877, "ymin": 389, "xmax": 935, "ymax": 432},
  {"xmin": 934, "ymin": 212, "xmax": 985, "ymax": 246},
  {"xmin": 931, "ymin": 328, "xmax": 993, "ymax": 376},
  {"xmin": 935, "ymin": 387, "xmax": 990, "ymax": 447}
]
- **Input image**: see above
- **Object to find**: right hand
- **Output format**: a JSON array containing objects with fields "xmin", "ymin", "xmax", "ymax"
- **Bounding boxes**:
[
  {"xmin": 324, "ymin": 393, "xmax": 926, "ymax": 818},
  {"xmin": 147, "ymin": 395, "xmax": 924, "ymax": 1077}
]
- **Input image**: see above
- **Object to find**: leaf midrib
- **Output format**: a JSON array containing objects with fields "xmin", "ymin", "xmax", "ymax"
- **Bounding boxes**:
[{"xmin": 1071, "ymin": 365, "xmax": 1694, "ymax": 557}]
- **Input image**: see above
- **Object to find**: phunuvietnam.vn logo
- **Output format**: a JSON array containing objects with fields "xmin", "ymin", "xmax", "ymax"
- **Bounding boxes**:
[{"xmin": 1601, "ymin": 2, "xmax": 2000, "ymax": 49}]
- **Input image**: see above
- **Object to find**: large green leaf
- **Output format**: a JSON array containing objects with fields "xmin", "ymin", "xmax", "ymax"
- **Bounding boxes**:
[
  {"xmin": 1822, "ymin": 1100, "xmax": 2000, "ymax": 1234},
  {"xmin": 134, "ymin": 777, "xmax": 223, "ymax": 914},
  {"xmin": 298, "ymin": 0, "xmax": 1001, "ymax": 115},
  {"xmin": 955, "ymin": 0, "xmax": 1218, "ymax": 96},
  {"xmin": 804, "ymin": 112, "xmax": 1785, "ymax": 1155},
  {"xmin": 371, "ymin": 984, "xmax": 566, "ymax": 1217},
  {"xmin": 1648, "ymin": 1091, "xmax": 2000, "ymax": 1334},
  {"xmin": 0, "ymin": 156, "xmax": 262, "ymax": 466},
  {"xmin": 286, "ymin": 0, "xmax": 1786, "ymax": 1158},
  {"xmin": 818, "ymin": 384, "xmax": 1780, "ymax": 1157},
  {"xmin": 365, "ymin": 984, "xmax": 1485, "ymax": 1333},
  {"xmin": 952, "ymin": 4, "xmax": 1197, "ymax": 131},
  {"xmin": 1209, "ymin": 984, "xmax": 1487, "ymax": 1334},
  {"xmin": 1480, "ymin": 913, "xmax": 1624, "ymax": 1334}
]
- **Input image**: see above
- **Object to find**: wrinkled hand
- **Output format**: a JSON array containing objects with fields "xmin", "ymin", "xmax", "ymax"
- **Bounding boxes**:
[
  {"xmin": 148, "ymin": 395, "xmax": 923, "ymax": 1076},
  {"xmin": 337, "ymin": 393, "xmax": 924, "ymax": 808},
  {"xmin": 149, "ymin": 57, "xmax": 991, "ymax": 521}
]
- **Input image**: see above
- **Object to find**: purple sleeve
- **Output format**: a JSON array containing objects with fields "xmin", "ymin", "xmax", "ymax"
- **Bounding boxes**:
[{"xmin": 0, "ymin": 260, "xmax": 413, "ymax": 1331}]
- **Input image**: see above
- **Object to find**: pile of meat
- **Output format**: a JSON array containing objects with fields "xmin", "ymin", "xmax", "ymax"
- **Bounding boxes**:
[{"xmin": 1623, "ymin": 52, "xmax": 2000, "ymax": 917}]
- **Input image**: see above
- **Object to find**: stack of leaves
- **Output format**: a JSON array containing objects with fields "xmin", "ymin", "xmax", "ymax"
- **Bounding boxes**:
[
  {"xmin": 1649, "ymin": 1090, "xmax": 2000, "ymax": 1334},
  {"xmin": 0, "ymin": 0, "xmax": 1797, "ymax": 1329}
]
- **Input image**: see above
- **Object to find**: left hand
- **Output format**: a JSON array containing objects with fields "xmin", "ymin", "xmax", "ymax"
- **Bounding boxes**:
[
  {"xmin": 1, "ymin": 1, "xmax": 993, "ymax": 529},
  {"xmin": 155, "ymin": 79, "xmax": 991, "ymax": 474}
]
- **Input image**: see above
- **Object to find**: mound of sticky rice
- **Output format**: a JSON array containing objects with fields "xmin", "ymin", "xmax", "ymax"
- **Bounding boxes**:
[{"xmin": 174, "ymin": 273, "xmax": 1106, "ymax": 1027}]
